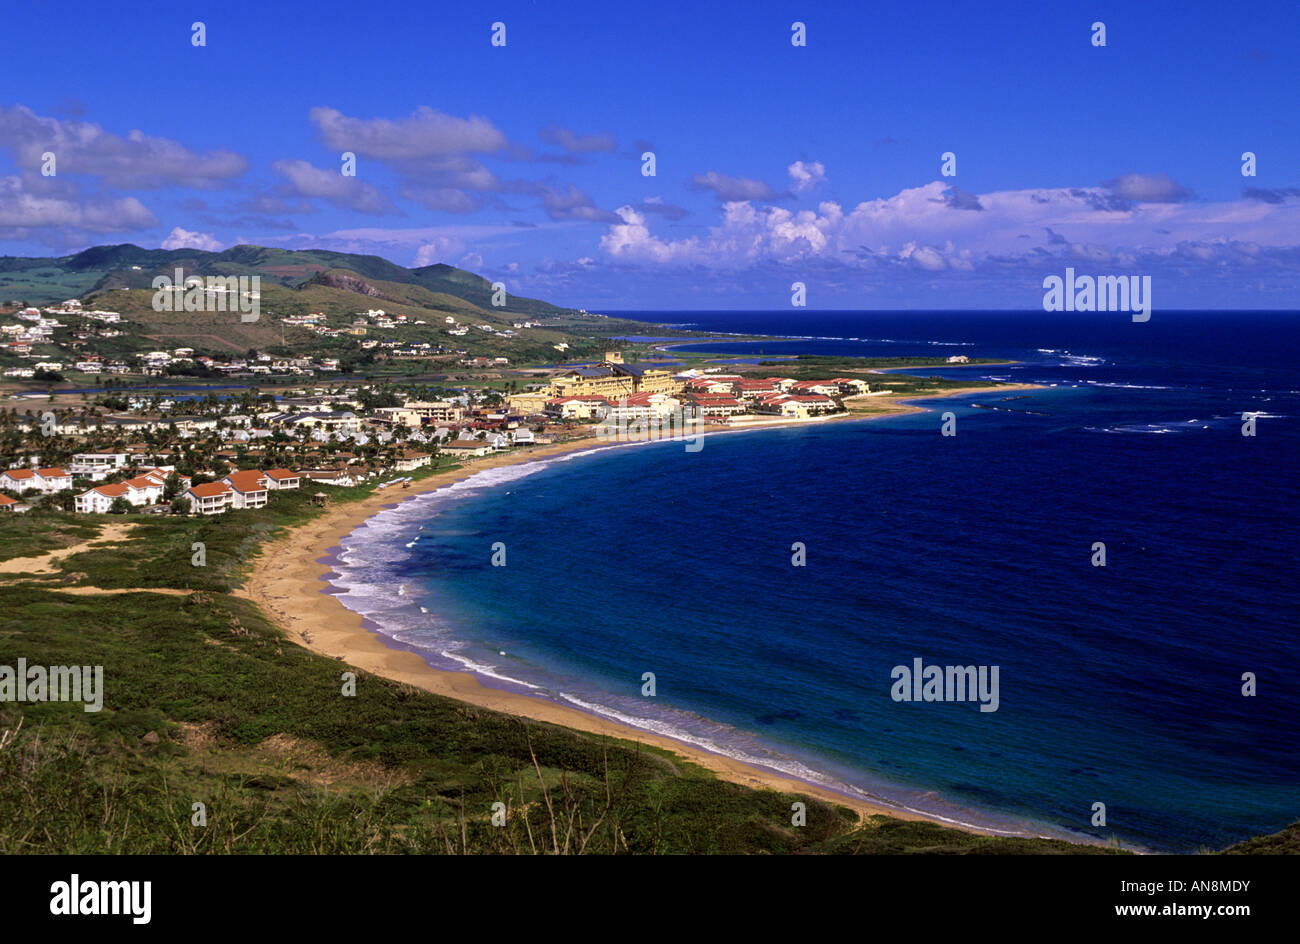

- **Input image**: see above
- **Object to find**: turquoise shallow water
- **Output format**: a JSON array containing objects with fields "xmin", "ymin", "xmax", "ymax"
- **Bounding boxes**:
[{"xmin": 329, "ymin": 311, "xmax": 1300, "ymax": 851}]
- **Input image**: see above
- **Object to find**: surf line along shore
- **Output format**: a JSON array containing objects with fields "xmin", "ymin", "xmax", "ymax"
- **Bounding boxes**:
[{"xmin": 240, "ymin": 386, "xmax": 1043, "ymax": 833}]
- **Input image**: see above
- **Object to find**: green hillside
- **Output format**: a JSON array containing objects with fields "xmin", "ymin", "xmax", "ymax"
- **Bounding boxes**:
[
  {"xmin": 0, "ymin": 245, "xmax": 666, "ymax": 369},
  {"xmin": 0, "ymin": 244, "xmax": 579, "ymax": 318}
]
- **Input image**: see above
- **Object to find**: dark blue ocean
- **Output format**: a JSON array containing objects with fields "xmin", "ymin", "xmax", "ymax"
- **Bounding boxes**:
[{"xmin": 329, "ymin": 311, "xmax": 1300, "ymax": 852}]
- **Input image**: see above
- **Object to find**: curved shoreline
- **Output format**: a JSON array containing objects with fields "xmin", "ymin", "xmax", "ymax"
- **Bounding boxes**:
[{"xmin": 240, "ymin": 385, "xmax": 1062, "ymax": 839}]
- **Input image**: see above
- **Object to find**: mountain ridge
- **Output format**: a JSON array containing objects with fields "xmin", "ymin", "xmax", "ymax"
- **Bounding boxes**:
[{"xmin": 0, "ymin": 243, "xmax": 577, "ymax": 318}]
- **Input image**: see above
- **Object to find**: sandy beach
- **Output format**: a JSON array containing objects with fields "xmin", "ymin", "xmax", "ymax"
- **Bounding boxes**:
[{"xmin": 240, "ymin": 384, "xmax": 1044, "ymax": 831}]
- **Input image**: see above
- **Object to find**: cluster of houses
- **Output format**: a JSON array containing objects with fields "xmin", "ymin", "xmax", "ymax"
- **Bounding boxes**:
[
  {"xmin": 277, "ymin": 309, "xmax": 495, "ymax": 359},
  {"xmin": 443, "ymin": 316, "xmax": 518, "ymax": 341},
  {"xmin": 2, "ymin": 461, "xmax": 305, "ymax": 516},
  {"xmin": 67, "ymin": 465, "xmax": 301, "ymax": 515},
  {"xmin": 679, "ymin": 373, "xmax": 867, "ymax": 419},
  {"xmin": 504, "ymin": 357, "xmax": 872, "ymax": 423},
  {"xmin": 73, "ymin": 467, "xmax": 185, "ymax": 513},
  {"xmin": 0, "ymin": 466, "xmax": 73, "ymax": 511},
  {"xmin": 133, "ymin": 348, "xmax": 341, "ymax": 377},
  {"xmin": 0, "ymin": 346, "xmax": 892, "ymax": 518},
  {"xmin": 4, "ymin": 290, "xmax": 571, "ymax": 384},
  {"xmin": 279, "ymin": 310, "xmax": 452, "ymax": 358},
  {"xmin": 1, "ymin": 442, "xmax": 438, "ymax": 515},
  {"xmin": 282, "ymin": 311, "xmax": 460, "ymax": 360},
  {"xmin": 2, "ymin": 299, "xmax": 460, "ymax": 380},
  {"xmin": 2, "ymin": 300, "xmax": 127, "ymax": 367},
  {"xmin": 179, "ymin": 468, "xmax": 303, "ymax": 515}
]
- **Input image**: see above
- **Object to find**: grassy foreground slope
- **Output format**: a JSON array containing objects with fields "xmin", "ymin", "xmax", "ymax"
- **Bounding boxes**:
[{"xmin": 0, "ymin": 463, "xmax": 1125, "ymax": 855}]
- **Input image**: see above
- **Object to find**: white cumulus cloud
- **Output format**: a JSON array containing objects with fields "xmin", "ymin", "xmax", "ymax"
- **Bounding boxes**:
[
  {"xmin": 161, "ymin": 227, "xmax": 223, "ymax": 252},
  {"xmin": 788, "ymin": 160, "xmax": 827, "ymax": 193}
]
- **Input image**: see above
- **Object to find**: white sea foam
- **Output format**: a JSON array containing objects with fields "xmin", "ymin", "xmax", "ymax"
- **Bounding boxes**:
[
  {"xmin": 437, "ymin": 649, "xmax": 542, "ymax": 689},
  {"xmin": 1087, "ymin": 417, "xmax": 1235, "ymax": 434},
  {"xmin": 1084, "ymin": 381, "xmax": 1173, "ymax": 390},
  {"xmin": 554, "ymin": 694, "xmax": 1032, "ymax": 836},
  {"xmin": 558, "ymin": 693, "xmax": 857, "ymax": 794}
]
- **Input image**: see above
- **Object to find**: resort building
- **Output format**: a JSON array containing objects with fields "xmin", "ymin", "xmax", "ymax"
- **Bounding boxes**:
[
  {"xmin": 788, "ymin": 381, "xmax": 842, "ymax": 397},
  {"xmin": 685, "ymin": 395, "xmax": 746, "ymax": 418},
  {"xmin": 0, "ymin": 494, "xmax": 27, "ymax": 513},
  {"xmin": 70, "ymin": 452, "xmax": 130, "ymax": 480},
  {"xmin": 369, "ymin": 406, "xmax": 422, "ymax": 428},
  {"xmin": 185, "ymin": 482, "xmax": 233, "ymax": 515},
  {"xmin": 547, "ymin": 357, "xmax": 682, "ymax": 400},
  {"xmin": 601, "ymin": 392, "xmax": 682, "ymax": 420},
  {"xmin": 222, "ymin": 470, "xmax": 269, "ymax": 509},
  {"xmin": 733, "ymin": 379, "xmax": 784, "ymax": 399},
  {"xmin": 74, "ymin": 483, "xmax": 130, "ymax": 514},
  {"xmin": 546, "ymin": 395, "xmax": 610, "ymax": 420},
  {"xmin": 263, "ymin": 468, "xmax": 301, "ymax": 490},
  {"xmin": 122, "ymin": 474, "xmax": 164, "ymax": 505},
  {"xmin": 402, "ymin": 400, "xmax": 463, "ymax": 423},
  {"xmin": 73, "ymin": 473, "xmax": 164, "ymax": 513},
  {"xmin": 371, "ymin": 400, "xmax": 463, "ymax": 427},
  {"xmin": 550, "ymin": 367, "xmax": 635, "ymax": 400},
  {"xmin": 392, "ymin": 453, "xmax": 433, "ymax": 472},
  {"xmin": 505, "ymin": 391, "xmax": 551, "ymax": 415},
  {"xmin": 684, "ymin": 377, "xmax": 737, "ymax": 396},
  {"xmin": 0, "ymin": 467, "xmax": 71, "ymax": 493},
  {"xmin": 613, "ymin": 362, "xmax": 681, "ymax": 396},
  {"xmin": 440, "ymin": 439, "xmax": 493, "ymax": 458},
  {"xmin": 137, "ymin": 468, "xmax": 190, "ymax": 492},
  {"xmin": 751, "ymin": 393, "xmax": 838, "ymax": 419}
]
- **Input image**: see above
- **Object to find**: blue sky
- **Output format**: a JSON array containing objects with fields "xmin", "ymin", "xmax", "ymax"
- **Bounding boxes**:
[{"xmin": 1, "ymin": 0, "xmax": 1297, "ymax": 309}]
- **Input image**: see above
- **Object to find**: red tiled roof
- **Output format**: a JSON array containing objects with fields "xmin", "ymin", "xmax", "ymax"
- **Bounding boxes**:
[
  {"xmin": 2, "ymin": 469, "xmax": 35, "ymax": 479},
  {"xmin": 0, "ymin": 494, "xmax": 18, "ymax": 505},
  {"xmin": 264, "ymin": 468, "xmax": 297, "ymax": 480},
  {"xmin": 92, "ymin": 483, "xmax": 130, "ymax": 497},
  {"xmin": 37, "ymin": 467, "xmax": 69, "ymax": 477},
  {"xmin": 224, "ymin": 470, "xmax": 267, "ymax": 493},
  {"xmin": 188, "ymin": 482, "xmax": 232, "ymax": 499}
]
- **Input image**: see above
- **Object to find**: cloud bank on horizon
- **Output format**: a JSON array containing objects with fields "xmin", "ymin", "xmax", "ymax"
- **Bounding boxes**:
[{"xmin": 0, "ymin": 0, "xmax": 1297, "ymax": 309}]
